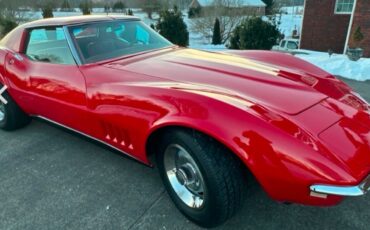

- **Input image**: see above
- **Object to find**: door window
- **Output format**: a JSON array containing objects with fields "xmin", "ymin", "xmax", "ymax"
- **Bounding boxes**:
[{"xmin": 26, "ymin": 27, "xmax": 75, "ymax": 65}]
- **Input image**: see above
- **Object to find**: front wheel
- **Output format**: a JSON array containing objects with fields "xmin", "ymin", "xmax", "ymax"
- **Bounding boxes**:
[{"xmin": 156, "ymin": 129, "xmax": 244, "ymax": 228}]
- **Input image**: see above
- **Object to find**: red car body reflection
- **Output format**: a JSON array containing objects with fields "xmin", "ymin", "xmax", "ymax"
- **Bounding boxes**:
[{"xmin": 0, "ymin": 16, "xmax": 369, "ymax": 206}]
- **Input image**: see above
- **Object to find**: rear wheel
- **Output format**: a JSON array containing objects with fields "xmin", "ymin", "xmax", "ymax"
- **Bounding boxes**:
[
  {"xmin": 0, "ymin": 85, "xmax": 31, "ymax": 131},
  {"xmin": 156, "ymin": 129, "xmax": 244, "ymax": 228}
]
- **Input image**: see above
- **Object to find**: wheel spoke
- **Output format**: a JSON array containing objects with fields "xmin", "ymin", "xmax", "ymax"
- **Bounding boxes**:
[{"xmin": 164, "ymin": 144, "xmax": 206, "ymax": 209}]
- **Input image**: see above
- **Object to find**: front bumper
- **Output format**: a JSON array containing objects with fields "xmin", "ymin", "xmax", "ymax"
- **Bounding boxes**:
[{"xmin": 310, "ymin": 175, "xmax": 370, "ymax": 196}]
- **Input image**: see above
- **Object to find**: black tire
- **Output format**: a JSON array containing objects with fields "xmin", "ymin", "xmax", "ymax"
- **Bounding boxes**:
[
  {"xmin": 0, "ymin": 85, "xmax": 31, "ymax": 131},
  {"xmin": 156, "ymin": 129, "xmax": 244, "ymax": 228}
]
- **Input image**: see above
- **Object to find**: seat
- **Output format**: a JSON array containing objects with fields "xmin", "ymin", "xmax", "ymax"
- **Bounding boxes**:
[{"xmin": 86, "ymin": 31, "xmax": 118, "ymax": 58}]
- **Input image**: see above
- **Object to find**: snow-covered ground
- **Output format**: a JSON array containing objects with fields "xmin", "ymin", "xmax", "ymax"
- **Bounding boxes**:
[
  {"xmin": 15, "ymin": 7, "xmax": 370, "ymax": 81},
  {"xmin": 277, "ymin": 14, "xmax": 302, "ymax": 38},
  {"xmin": 296, "ymin": 50, "xmax": 370, "ymax": 81}
]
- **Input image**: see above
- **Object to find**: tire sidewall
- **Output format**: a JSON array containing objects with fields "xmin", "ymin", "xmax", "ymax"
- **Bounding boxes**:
[
  {"xmin": 0, "ymin": 85, "xmax": 8, "ymax": 128},
  {"xmin": 156, "ymin": 130, "xmax": 223, "ymax": 226},
  {"xmin": 0, "ymin": 85, "xmax": 30, "ymax": 130},
  {"xmin": 0, "ymin": 107, "xmax": 8, "ymax": 128}
]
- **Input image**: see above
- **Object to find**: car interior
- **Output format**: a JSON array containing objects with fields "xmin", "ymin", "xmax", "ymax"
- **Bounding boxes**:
[{"xmin": 24, "ymin": 21, "xmax": 171, "ymax": 65}]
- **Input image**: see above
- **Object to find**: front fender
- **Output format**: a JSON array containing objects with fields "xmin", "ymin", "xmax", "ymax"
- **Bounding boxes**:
[
  {"xmin": 87, "ymin": 78, "xmax": 356, "ymax": 206},
  {"xmin": 142, "ymin": 85, "xmax": 356, "ymax": 205}
]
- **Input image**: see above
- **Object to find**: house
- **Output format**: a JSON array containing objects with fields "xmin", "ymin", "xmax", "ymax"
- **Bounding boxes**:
[
  {"xmin": 300, "ymin": 0, "xmax": 370, "ymax": 57},
  {"xmin": 189, "ymin": 0, "xmax": 266, "ymax": 15}
]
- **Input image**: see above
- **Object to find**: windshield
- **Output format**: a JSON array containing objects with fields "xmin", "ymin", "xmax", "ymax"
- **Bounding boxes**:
[{"xmin": 68, "ymin": 20, "xmax": 173, "ymax": 64}]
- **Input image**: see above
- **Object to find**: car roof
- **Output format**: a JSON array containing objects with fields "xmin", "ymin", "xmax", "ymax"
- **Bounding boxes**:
[{"xmin": 20, "ymin": 15, "xmax": 140, "ymax": 29}]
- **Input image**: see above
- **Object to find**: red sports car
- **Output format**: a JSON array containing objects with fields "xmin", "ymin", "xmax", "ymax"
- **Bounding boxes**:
[{"xmin": 0, "ymin": 16, "xmax": 369, "ymax": 228}]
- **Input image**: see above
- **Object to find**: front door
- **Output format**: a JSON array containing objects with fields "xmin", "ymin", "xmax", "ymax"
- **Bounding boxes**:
[{"xmin": 5, "ymin": 27, "xmax": 89, "ymax": 133}]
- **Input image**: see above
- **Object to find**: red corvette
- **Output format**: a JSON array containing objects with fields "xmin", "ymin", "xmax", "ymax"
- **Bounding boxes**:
[{"xmin": 0, "ymin": 16, "xmax": 370, "ymax": 227}]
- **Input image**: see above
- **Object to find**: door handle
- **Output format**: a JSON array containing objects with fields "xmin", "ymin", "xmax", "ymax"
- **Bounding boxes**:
[{"xmin": 8, "ymin": 53, "xmax": 23, "ymax": 65}]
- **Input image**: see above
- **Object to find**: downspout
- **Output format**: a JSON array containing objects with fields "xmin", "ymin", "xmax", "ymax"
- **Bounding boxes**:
[{"xmin": 343, "ymin": 0, "xmax": 358, "ymax": 54}]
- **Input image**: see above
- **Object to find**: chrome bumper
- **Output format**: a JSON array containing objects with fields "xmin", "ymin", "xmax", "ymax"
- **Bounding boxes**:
[{"xmin": 310, "ymin": 175, "xmax": 370, "ymax": 196}]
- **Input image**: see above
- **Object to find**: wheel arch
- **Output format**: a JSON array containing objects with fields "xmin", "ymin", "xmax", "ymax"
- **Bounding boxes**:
[{"xmin": 145, "ymin": 122, "xmax": 253, "ymax": 176}]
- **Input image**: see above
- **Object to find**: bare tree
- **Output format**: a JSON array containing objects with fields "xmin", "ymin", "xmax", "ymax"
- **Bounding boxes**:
[
  {"xmin": 189, "ymin": 0, "xmax": 246, "ymax": 43},
  {"xmin": 0, "ymin": 0, "xmax": 30, "ymax": 22}
]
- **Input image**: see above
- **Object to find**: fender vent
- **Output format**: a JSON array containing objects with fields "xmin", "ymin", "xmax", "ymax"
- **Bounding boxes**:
[{"xmin": 100, "ymin": 121, "xmax": 133, "ymax": 150}]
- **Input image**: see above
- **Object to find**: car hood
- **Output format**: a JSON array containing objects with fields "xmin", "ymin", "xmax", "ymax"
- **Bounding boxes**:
[{"xmin": 105, "ymin": 48, "xmax": 343, "ymax": 115}]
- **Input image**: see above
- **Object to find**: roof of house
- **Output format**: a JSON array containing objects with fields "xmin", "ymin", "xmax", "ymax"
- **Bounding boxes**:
[{"xmin": 195, "ymin": 0, "xmax": 266, "ymax": 7}]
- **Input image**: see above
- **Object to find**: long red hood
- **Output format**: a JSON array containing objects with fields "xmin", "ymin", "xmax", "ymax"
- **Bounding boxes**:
[{"xmin": 105, "ymin": 48, "xmax": 344, "ymax": 115}]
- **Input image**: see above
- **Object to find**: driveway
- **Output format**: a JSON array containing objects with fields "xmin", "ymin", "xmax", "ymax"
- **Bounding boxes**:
[{"xmin": 0, "ymin": 78, "xmax": 369, "ymax": 230}]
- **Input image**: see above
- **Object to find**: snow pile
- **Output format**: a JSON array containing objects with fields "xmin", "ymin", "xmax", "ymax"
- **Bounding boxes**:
[
  {"xmin": 197, "ymin": 0, "xmax": 266, "ymax": 7},
  {"xmin": 189, "ymin": 44, "xmax": 226, "ymax": 51},
  {"xmin": 296, "ymin": 50, "xmax": 370, "ymax": 81}
]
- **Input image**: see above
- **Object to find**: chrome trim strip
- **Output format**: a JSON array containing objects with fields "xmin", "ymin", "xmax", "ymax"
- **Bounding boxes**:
[
  {"xmin": 310, "ymin": 175, "xmax": 370, "ymax": 196},
  {"xmin": 63, "ymin": 26, "xmax": 82, "ymax": 66},
  {"xmin": 33, "ymin": 115, "xmax": 143, "ymax": 163}
]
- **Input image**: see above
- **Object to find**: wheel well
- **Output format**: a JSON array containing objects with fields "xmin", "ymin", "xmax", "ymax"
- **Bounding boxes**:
[
  {"xmin": 146, "ymin": 126, "xmax": 185, "ymax": 166},
  {"xmin": 146, "ymin": 125, "xmax": 248, "ymax": 173}
]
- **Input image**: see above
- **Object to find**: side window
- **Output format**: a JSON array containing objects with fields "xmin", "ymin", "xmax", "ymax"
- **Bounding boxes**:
[
  {"xmin": 335, "ymin": 0, "xmax": 354, "ymax": 14},
  {"xmin": 26, "ymin": 27, "xmax": 75, "ymax": 65}
]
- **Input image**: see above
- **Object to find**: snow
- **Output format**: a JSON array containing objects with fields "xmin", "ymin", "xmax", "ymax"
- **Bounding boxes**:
[
  {"xmin": 296, "ymin": 50, "xmax": 370, "ymax": 81},
  {"xmin": 196, "ymin": 0, "xmax": 266, "ymax": 7},
  {"xmin": 189, "ymin": 44, "xmax": 227, "ymax": 50},
  {"xmin": 277, "ymin": 14, "xmax": 303, "ymax": 38}
]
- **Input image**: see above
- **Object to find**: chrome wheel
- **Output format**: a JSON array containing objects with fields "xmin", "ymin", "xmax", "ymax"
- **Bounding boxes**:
[
  {"xmin": 0, "ymin": 102, "xmax": 5, "ymax": 121},
  {"xmin": 164, "ymin": 144, "xmax": 206, "ymax": 209}
]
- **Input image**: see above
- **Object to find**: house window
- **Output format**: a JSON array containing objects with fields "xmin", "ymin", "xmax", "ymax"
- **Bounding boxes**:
[{"xmin": 335, "ymin": 0, "xmax": 355, "ymax": 14}]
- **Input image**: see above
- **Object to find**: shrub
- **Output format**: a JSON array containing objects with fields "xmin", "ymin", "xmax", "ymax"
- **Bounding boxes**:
[
  {"xmin": 127, "ymin": 8, "xmax": 134, "ymax": 16},
  {"xmin": 79, "ymin": 0, "xmax": 92, "ymax": 15},
  {"xmin": 156, "ymin": 6, "xmax": 189, "ymax": 47},
  {"xmin": 229, "ymin": 17, "xmax": 280, "ymax": 50},
  {"xmin": 188, "ymin": 6, "xmax": 201, "ymax": 18},
  {"xmin": 60, "ymin": 0, "xmax": 73, "ymax": 12},
  {"xmin": 142, "ymin": 0, "xmax": 161, "ymax": 19},
  {"xmin": 42, "ymin": 4, "xmax": 54, "ymax": 18},
  {"xmin": 104, "ymin": 4, "xmax": 111, "ymax": 14},
  {"xmin": 212, "ymin": 18, "xmax": 222, "ymax": 45},
  {"xmin": 113, "ymin": 1, "xmax": 125, "ymax": 13},
  {"xmin": 0, "ymin": 18, "xmax": 18, "ymax": 38},
  {"xmin": 262, "ymin": 0, "xmax": 276, "ymax": 15},
  {"xmin": 353, "ymin": 26, "xmax": 364, "ymax": 46}
]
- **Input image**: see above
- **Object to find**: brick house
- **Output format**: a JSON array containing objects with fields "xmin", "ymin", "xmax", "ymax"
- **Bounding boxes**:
[
  {"xmin": 189, "ymin": 0, "xmax": 266, "ymax": 15},
  {"xmin": 300, "ymin": 0, "xmax": 370, "ymax": 57}
]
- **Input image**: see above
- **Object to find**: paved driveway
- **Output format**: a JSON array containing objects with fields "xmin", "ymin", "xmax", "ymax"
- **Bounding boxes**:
[{"xmin": 0, "ymin": 78, "xmax": 369, "ymax": 230}]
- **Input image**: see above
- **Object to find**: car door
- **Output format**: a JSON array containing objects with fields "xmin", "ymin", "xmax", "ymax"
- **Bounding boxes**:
[{"xmin": 5, "ymin": 26, "xmax": 90, "ymax": 133}]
